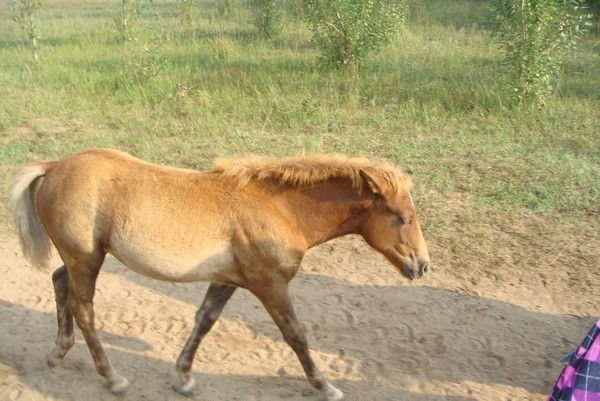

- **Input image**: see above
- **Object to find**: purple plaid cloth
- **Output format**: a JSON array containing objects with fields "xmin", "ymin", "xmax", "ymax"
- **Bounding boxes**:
[{"xmin": 548, "ymin": 320, "xmax": 600, "ymax": 401}]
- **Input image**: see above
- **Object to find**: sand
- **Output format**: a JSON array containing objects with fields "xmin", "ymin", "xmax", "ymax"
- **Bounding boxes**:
[{"xmin": 1, "ymin": 223, "xmax": 598, "ymax": 401}]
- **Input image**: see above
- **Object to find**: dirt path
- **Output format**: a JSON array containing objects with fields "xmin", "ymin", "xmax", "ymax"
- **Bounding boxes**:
[{"xmin": 0, "ymin": 229, "xmax": 598, "ymax": 401}]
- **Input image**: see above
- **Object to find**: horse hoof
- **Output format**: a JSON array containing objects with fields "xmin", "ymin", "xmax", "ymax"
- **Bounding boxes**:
[
  {"xmin": 110, "ymin": 376, "xmax": 130, "ymax": 395},
  {"xmin": 323, "ymin": 383, "xmax": 344, "ymax": 401},
  {"xmin": 173, "ymin": 377, "xmax": 197, "ymax": 397}
]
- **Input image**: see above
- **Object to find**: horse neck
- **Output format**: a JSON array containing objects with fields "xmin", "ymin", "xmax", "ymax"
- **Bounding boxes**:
[{"xmin": 270, "ymin": 178, "xmax": 374, "ymax": 248}]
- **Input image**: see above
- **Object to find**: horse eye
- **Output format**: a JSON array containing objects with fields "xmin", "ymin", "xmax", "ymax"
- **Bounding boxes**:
[{"xmin": 397, "ymin": 214, "xmax": 412, "ymax": 225}]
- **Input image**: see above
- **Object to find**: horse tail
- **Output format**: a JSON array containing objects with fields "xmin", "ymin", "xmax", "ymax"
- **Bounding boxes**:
[{"xmin": 9, "ymin": 162, "xmax": 54, "ymax": 269}]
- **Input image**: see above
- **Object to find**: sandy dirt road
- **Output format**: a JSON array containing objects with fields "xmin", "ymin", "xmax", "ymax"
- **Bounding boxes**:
[{"xmin": 1, "ymin": 222, "xmax": 598, "ymax": 401}]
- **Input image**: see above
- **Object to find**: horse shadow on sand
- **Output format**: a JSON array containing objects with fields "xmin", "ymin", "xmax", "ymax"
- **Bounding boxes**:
[{"xmin": 0, "ymin": 299, "xmax": 477, "ymax": 401}]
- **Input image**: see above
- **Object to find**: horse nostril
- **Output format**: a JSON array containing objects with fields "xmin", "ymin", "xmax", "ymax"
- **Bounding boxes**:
[{"xmin": 420, "ymin": 262, "xmax": 430, "ymax": 275}]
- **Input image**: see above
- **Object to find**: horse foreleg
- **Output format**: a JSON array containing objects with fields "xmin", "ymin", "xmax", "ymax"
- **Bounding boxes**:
[
  {"xmin": 67, "ymin": 256, "xmax": 129, "ymax": 395},
  {"xmin": 174, "ymin": 283, "xmax": 237, "ymax": 396},
  {"xmin": 47, "ymin": 266, "xmax": 75, "ymax": 368},
  {"xmin": 252, "ymin": 282, "xmax": 344, "ymax": 401}
]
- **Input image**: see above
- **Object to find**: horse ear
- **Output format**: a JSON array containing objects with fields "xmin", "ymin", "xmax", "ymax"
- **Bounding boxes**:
[{"xmin": 359, "ymin": 170, "xmax": 383, "ymax": 195}]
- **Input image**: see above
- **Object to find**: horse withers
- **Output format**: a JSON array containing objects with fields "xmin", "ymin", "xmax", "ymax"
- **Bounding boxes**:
[{"xmin": 9, "ymin": 149, "xmax": 430, "ymax": 400}]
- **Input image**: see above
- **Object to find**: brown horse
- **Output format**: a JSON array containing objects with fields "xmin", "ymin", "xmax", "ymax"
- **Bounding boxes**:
[{"xmin": 9, "ymin": 149, "xmax": 430, "ymax": 400}]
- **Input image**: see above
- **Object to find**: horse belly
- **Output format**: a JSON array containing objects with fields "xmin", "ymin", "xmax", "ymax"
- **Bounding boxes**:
[{"xmin": 107, "ymin": 239, "xmax": 237, "ymax": 283}]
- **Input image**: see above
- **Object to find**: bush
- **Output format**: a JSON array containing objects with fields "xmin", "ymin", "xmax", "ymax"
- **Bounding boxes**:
[
  {"xmin": 8, "ymin": 0, "xmax": 42, "ymax": 64},
  {"xmin": 301, "ymin": 0, "xmax": 407, "ymax": 69},
  {"xmin": 251, "ymin": 0, "xmax": 283, "ymax": 38},
  {"xmin": 491, "ymin": 0, "xmax": 591, "ymax": 107},
  {"xmin": 120, "ymin": 44, "xmax": 167, "ymax": 85}
]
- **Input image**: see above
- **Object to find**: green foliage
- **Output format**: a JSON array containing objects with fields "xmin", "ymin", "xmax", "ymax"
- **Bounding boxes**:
[
  {"xmin": 491, "ymin": 0, "xmax": 591, "ymax": 107},
  {"xmin": 120, "ymin": 43, "xmax": 167, "ymax": 85},
  {"xmin": 301, "ymin": 0, "xmax": 407, "ymax": 69},
  {"xmin": 588, "ymin": 0, "xmax": 600, "ymax": 31},
  {"xmin": 177, "ymin": 0, "xmax": 193, "ymax": 27},
  {"xmin": 8, "ymin": 0, "xmax": 42, "ymax": 64},
  {"xmin": 115, "ymin": 0, "xmax": 153, "ymax": 40},
  {"xmin": 251, "ymin": 0, "xmax": 283, "ymax": 38}
]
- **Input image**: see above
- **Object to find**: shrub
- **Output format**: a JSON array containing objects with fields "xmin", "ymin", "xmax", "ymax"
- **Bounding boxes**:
[
  {"xmin": 491, "ymin": 0, "xmax": 591, "ymax": 107},
  {"xmin": 8, "ymin": 0, "xmax": 42, "ymax": 64},
  {"xmin": 120, "ymin": 43, "xmax": 167, "ymax": 85},
  {"xmin": 301, "ymin": 0, "xmax": 407, "ymax": 69},
  {"xmin": 251, "ymin": 0, "xmax": 283, "ymax": 38}
]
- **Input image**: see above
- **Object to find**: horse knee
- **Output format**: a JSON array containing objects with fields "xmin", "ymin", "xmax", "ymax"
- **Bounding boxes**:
[
  {"xmin": 289, "ymin": 335, "xmax": 308, "ymax": 351},
  {"xmin": 68, "ymin": 298, "xmax": 92, "ymax": 323},
  {"xmin": 67, "ymin": 296, "xmax": 79, "ymax": 312},
  {"xmin": 283, "ymin": 325, "xmax": 308, "ymax": 350}
]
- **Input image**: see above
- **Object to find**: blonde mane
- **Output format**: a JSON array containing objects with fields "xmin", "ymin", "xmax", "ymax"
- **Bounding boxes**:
[{"xmin": 211, "ymin": 154, "xmax": 412, "ymax": 194}]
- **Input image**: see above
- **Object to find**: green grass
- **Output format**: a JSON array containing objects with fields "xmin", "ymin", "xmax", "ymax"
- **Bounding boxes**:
[{"xmin": 0, "ymin": 0, "xmax": 598, "ymax": 230}]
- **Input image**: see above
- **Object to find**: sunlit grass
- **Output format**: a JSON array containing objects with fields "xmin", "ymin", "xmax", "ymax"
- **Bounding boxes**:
[{"xmin": 0, "ymin": 0, "xmax": 598, "ymax": 229}]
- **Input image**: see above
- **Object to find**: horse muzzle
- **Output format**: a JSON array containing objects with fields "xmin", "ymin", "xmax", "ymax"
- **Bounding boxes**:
[
  {"xmin": 402, "ymin": 257, "xmax": 430, "ymax": 281},
  {"xmin": 383, "ymin": 249, "xmax": 430, "ymax": 281}
]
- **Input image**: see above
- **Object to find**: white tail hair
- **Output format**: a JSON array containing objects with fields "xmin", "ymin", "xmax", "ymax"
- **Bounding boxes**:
[{"xmin": 9, "ymin": 163, "xmax": 52, "ymax": 268}]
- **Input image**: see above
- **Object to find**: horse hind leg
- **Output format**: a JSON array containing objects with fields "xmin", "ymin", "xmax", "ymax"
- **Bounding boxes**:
[
  {"xmin": 174, "ymin": 283, "xmax": 237, "ymax": 396},
  {"xmin": 251, "ymin": 282, "xmax": 344, "ymax": 401},
  {"xmin": 66, "ymin": 252, "xmax": 130, "ymax": 395},
  {"xmin": 47, "ymin": 266, "xmax": 75, "ymax": 368}
]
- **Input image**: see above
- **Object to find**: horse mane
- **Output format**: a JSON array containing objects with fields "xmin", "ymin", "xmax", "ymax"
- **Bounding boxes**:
[{"xmin": 211, "ymin": 154, "xmax": 412, "ymax": 194}]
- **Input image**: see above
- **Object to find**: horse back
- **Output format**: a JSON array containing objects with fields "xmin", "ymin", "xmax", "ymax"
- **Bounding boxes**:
[{"xmin": 34, "ymin": 149, "xmax": 306, "ymax": 284}]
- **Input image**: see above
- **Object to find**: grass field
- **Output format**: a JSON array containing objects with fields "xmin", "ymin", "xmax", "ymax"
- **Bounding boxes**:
[{"xmin": 0, "ymin": 0, "xmax": 599, "ymax": 288}]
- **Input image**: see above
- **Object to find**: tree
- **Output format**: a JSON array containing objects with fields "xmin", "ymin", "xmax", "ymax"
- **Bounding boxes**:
[
  {"xmin": 8, "ymin": 0, "xmax": 42, "ymax": 64},
  {"xmin": 491, "ymin": 0, "xmax": 591, "ymax": 106}
]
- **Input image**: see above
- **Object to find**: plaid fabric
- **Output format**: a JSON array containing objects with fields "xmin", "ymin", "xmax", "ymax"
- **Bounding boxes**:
[{"xmin": 548, "ymin": 320, "xmax": 600, "ymax": 401}]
